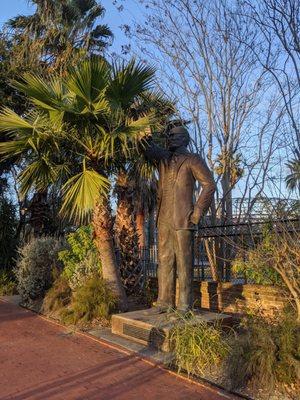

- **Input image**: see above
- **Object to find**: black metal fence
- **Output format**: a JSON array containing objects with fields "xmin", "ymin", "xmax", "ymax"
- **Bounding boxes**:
[{"xmin": 139, "ymin": 217, "xmax": 300, "ymax": 283}]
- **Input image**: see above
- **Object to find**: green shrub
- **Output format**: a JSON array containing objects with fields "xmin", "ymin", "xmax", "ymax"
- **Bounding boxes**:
[
  {"xmin": 232, "ymin": 228, "xmax": 282, "ymax": 285},
  {"xmin": 61, "ymin": 273, "xmax": 117, "ymax": 326},
  {"xmin": 0, "ymin": 270, "xmax": 17, "ymax": 295},
  {"xmin": 58, "ymin": 226, "xmax": 101, "ymax": 289},
  {"xmin": 170, "ymin": 311, "xmax": 231, "ymax": 377},
  {"xmin": 227, "ymin": 314, "xmax": 300, "ymax": 393},
  {"xmin": 15, "ymin": 237, "xmax": 64, "ymax": 305},
  {"xmin": 42, "ymin": 274, "xmax": 72, "ymax": 314}
]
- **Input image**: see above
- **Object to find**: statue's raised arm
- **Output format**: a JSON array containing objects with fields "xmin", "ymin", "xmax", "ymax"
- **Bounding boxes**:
[{"xmin": 142, "ymin": 136, "xmax": 171, "ymax": 164}]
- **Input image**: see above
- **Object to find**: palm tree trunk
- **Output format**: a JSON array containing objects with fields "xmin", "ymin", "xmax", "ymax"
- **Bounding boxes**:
[
  {"xmin": 136, "ymin": 208, "xmax": 146, "ymax": 248},
  {"xmin": 115, "ymin": 171, "xmax": 141, "ymax": 295},
  {"xmin": 28, "ymin": 190, "xmax": 51, "ymax": 237},
  {"xmin": 92, "ymin": 197, "xmax": 128, "ymax": 311}
]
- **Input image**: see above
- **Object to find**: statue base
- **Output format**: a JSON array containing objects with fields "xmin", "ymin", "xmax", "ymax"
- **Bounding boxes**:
[{"xmin": 111, "ymin": 308, "xmax": 233, "ymax": 352}]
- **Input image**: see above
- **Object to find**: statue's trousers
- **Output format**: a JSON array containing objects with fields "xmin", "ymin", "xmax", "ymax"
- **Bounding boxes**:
[{"xmin": 157, "ymin": 223, "xmax": 194, "ymax": 311}]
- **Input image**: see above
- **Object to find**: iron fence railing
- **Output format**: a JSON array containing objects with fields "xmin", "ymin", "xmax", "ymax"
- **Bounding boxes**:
[{"xmin": 139, "ymin": 217, "xmax": 300, "ymax": 283}]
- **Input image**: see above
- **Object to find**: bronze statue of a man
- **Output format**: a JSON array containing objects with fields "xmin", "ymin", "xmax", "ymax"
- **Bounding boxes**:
[{"xmin": 144, "ymin": 126, "xmax": 216, "ymax": 312}]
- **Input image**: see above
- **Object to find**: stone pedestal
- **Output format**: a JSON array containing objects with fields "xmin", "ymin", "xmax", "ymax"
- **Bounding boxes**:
[{"xmin": 111, "ymin": 308, "xmax": 232, "ymax": 352}]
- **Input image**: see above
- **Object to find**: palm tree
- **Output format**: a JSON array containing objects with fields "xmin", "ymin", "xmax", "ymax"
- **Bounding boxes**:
[
  {"xmin": 0, "ymin": 57, "xmax": 156, "ymax": 309},
  {"xmin": 2, "ymin": 1, "xmax": 113, "ymax": 238},
  {"xmin": 7, "ymin": 0, "xmax": 112, "ymax": 74},
  {"xmin": 286, "ymin": 158, "xmax": 300, "ymax": 193}
]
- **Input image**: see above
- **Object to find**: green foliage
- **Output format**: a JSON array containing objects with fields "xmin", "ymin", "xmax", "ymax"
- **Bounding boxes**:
[
  {"xmin": 5, "ymin": 0, "xmax": 112, "ymax": 75},
  {"xmin": 42, "ymin": 274, "xmax": 72, "ymax": 314},
  {"xmin": 232, "ymin": 227, "xmax": 282, "ymax": 285},
  {"xmin": 170, "ymin": 311, "xmax": 231, "ymax": 377},
  {"xmin": 60, "ymin": 272, "xmax": 117, "ymax": 325},
  {"xmin": 58, "ymin": 225, "xmax": 101, "ymax": 289},
  {"xmin": 15, "ymin": 237, "xmax": 64, "ymax": 304},
  {"xmin": 286, "ymin": 157, "xmax": 300, "ymax": 193},
  {"xmin": 227, "ymin": 314, "xmax": 300, "ymax": 393},
  {"xmin": 0, "ymin": 196, "xmax": 17, "ymax": 269},
  {"xmin": 0, "ymin": 57, "xmax": 159, "ymax": 224},
  {"xmin": 0, "ymin": 270, "xmax": 17, "ymax": 296}
]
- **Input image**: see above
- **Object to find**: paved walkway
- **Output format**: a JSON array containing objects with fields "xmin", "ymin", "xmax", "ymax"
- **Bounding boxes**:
[{"xmin": 0, "ymin": 299, "xmax": 235, "ymax": 400}]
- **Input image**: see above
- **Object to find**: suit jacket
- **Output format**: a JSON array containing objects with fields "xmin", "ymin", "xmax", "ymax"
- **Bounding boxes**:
[{"xmin": 145, "ymin": 143, "xmax": 216, "ymax": 229}]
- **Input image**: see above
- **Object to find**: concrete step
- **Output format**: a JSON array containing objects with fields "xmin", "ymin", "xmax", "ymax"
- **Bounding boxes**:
[{"xmin": 111, "ymin": 308, "xmax": 233, "ymax": 352}]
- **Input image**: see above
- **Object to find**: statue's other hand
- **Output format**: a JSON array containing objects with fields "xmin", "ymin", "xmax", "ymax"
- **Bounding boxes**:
[{"xmin": 190, "ymin": 208, "xmax": 201, "ymax": 225}]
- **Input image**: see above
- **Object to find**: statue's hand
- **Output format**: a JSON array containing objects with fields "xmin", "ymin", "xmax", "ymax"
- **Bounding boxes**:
[{"xmin": 190, "ymin": 208, "xmax": 201, "ymax": 225}]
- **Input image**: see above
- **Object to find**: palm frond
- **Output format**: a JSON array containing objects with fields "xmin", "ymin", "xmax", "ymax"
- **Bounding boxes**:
[
  {"xmin": 60, "ymin": 167, "xmax": 110, "ymax": 223},
  {"xmin": 100, "ymin": 114, "xmax": 152, "ymax": 162},
  {"xmin": 66, "ymin": 57, "xmax": 110, "ymax": 107},
  {"xmin": 0, "ymin": 107, "xmax": 35, "ymax": 134},
  {"xmin": 107, "ymin": 60, "xmax": 156, "ymax": 109},
  {"xmin": 286, "ymin": 159, "xmax": 300, "ymax": 192},
  {"xmin": 13, "ymin": 74, "xmax": 65, "ymax": 111},
  {"xmin": 18, "ymin": 157, "xmax": 58, "ymax": 198}
]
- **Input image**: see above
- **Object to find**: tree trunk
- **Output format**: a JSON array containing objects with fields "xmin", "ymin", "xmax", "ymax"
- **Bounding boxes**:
[
  {"xmin": 27, "ymin": 190, "xmax": 51, "ymax": 238},
  {"xmin": 136, "ymin": 209, "xmax": 146, "ymax": 248},
  {"xmin": 115, "ymin": 171, "xmax": 141, "ymax": 295},
  {"xmin": 92, "ymin": 197, "xmax": 128, "ymax": 311},
  {"xmin": 221, "ymin": 170, "xmax": 233, "ymax": 281}
]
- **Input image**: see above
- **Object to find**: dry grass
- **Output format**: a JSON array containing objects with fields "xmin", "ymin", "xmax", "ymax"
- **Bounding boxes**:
[{"xmin": 169, "ymin": 311, "xmax": 231, "ymax": 377}]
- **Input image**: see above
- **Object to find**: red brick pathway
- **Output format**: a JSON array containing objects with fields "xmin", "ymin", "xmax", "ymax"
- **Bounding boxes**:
[{"xmin": 0, "ymin": 299, "xmax": 235, "ymax": 400}]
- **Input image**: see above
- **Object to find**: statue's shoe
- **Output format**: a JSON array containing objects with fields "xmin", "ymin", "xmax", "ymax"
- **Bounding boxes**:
[{"xmin": 152, "ymin": 303, "xmax": 174, "ymax": 314}]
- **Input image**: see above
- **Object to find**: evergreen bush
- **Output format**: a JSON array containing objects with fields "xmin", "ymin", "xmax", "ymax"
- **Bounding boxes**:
[{"xmin": 15, "ymin": 237, "xmax": 64, "ymax": 305}]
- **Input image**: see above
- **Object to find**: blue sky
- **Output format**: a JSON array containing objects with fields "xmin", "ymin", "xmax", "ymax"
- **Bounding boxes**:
[{"xmin": 0, "ymin": 0, "xmax": 141, "ymax": 53}]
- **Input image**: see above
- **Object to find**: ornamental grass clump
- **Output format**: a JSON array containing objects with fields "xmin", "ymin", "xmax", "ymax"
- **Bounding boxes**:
[
  {"xmin": 42, "ymin": 274, "xmax": 72, "ymax": 314},
  {"xmin": 60, "ymin": 272, "xmax": 117, "ymax": 326},
  {"xmin": 170, "ymin": 311, "xmax": 231, "ymax": 377},
  {"xmin": 227, "ymin": 314, "xmax": 300, "ymax": 394}
]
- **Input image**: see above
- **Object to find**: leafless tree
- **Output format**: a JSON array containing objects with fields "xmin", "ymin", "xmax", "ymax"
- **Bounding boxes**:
[
  {"xmin": 241, "ymin": 0, "xmax": 300, "ymax": 188},
  {"xmin": 119, "ymin": 0, "xmax": 283, "ymax": 279}
]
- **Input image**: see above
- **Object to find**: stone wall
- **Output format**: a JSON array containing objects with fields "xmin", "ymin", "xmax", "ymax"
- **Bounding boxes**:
[
  {"xmin": 149, "ymin": 278, "xmax": 288, "ymax": 318},
  {"xmin": 198, "ymin": 282, "xmax": 288, "ymax": 318}
]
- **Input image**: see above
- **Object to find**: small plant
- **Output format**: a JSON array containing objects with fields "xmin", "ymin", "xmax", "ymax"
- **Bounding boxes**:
[
  {"xmin": 58, "ymin": 226, "xmax": 101, "ymax": 289},
  {"xmin": 15, "ymin": 237, "xmax": 64, "ymax": 305},
  {"xmin": 170, "ymin": 311, "xmax": 231, "ymax": 377},
  {"xmin": 232, "ymin": 228, "xmax": 282, "ymax": 286},
  {"xmin": 227, "ymin": 314, "xmax": 300, "ymax": 394},
  {"xmin": 0, "ymin": 270, "xmax": 17, "ymax": 295},
  {"xmin": 61, "ymin": 272, "xmax": 117, "ymax": 326}
]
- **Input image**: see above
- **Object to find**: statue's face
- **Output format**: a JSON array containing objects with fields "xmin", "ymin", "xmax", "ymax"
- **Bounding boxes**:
[{"xmin": 167, "ymin": 132, "xmax": 189, "ymax": 151}]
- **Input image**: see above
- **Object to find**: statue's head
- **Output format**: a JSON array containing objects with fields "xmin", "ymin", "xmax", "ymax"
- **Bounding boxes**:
[{"xmin": 167, "ymin": 126, "xmax": 190, "ymax": 151}]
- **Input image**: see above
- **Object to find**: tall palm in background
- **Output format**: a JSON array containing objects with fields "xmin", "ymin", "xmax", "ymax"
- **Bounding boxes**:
[
  {"xmin": 0, "ymin": 57, "xmax": 157, "ymax": 309},
  {"xmin": 7, "ymin": 0, "xmax": 112, "ymax": 74},
  {"xmin": 286, "ymin": 160, "xmax": 300, "ymax": 193},
  {"xmin": 286, "ymin": 150, "xmax": 300, "ymax": 193}
]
